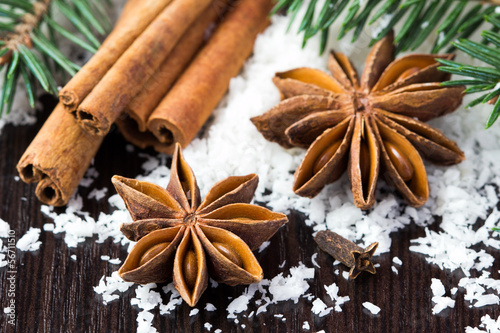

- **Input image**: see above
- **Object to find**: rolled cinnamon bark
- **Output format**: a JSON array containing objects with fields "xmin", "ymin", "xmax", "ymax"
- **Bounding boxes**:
[
  {"xmin": 116, "ymin": 113, "xmax": 164, "ymax": 150},
  {"xmin": 17, "ymin": 104, "xmax": 104, "ymax": 206},
  {"xmin": 125, "ymin": 0, "xmax": 231, "ymax": 132},
  {"xmin": 59, "ymin": 0, "xmax": 173, "ymax": 111},
  {"xmin": 146, "ymin": 0, "xmax": 272, "ymax": 154},
  {"xmin": 75, "ymin": 0, "xmax": 213, "ymax": 136}
]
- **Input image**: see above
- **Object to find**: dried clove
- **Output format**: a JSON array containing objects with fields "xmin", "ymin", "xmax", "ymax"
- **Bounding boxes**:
[{"xmin": 314, "ymin": 230, "xmax": 378, "ymax": 279}]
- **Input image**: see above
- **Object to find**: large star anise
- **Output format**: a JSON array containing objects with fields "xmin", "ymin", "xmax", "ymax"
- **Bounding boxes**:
[
  {"xmin": 251, "ymin": 31, "xmax": 465, "ymax": 209},
  {"xmin": 113, "ymin": 143, "xmax": 287, "ymax": 306}
]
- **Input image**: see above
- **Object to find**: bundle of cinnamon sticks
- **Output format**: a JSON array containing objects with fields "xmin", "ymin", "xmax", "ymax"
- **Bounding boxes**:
[{"xmin": 17, "ymin": 0, "xmax": 273, "ymax": 206}]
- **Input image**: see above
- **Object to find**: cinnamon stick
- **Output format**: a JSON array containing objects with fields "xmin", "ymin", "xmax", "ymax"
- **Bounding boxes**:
[
  {"xmin": 59, "ymin": 0, "xmax": 173, "ymax": 111},
  {"xmin": 17, "ymin": 104, "xmax": 104, "ymax": 206},
  {"xmin": 74, "ymin": 0, "xmax": 213, "ymax": 136},
  {"xmin": 116, "ymin": 113, "xmax": 163, "ymax": 150},
  {"xmin": 124, "ymin": 0, "xmax": 231, "ymax": 132},
  {"xmin": 146, "ymin": 0, "xmax": 272, "ymax": 154}
]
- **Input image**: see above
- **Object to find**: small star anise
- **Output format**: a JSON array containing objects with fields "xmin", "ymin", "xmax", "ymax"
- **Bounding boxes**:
[
  {"xmin": 251, "ymin": 31, "xmax": 465, "ymax": 209},
  {"xmin": 113, "ymin": 143, "xmax": 288, "ymax": 306}
]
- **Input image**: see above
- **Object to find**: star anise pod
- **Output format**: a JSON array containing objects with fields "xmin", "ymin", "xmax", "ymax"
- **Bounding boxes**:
[
  {"xmin": 251, "ymin": 31, "xmax": 465, "ymax": 209},
  {"xmin": 112, "ymin": 143, "xmax": 288, "ymax": 306}
]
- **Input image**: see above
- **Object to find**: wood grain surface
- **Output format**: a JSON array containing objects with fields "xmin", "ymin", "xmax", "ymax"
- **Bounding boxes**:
[{"xmin": 0, "ymin": 96, "xmax": 498, "ymax": 332}]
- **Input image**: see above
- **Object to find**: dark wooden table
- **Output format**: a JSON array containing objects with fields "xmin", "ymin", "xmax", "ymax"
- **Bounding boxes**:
[{"xmin": 1, "ymin": 97, "xmax": 499, "ymax": 332}]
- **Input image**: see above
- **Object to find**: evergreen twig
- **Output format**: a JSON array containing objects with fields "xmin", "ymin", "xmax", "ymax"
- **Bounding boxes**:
[
  {"xmin": 0, "ymin": 0, "xmax": 108, "ymax": 117},
  {"xmin": 439, "ymin": 15, "xmax": 500, "ymax": 128},
  {"xmin": 275, "ymin": 0, "xmax": 499, "ymax": 54}
]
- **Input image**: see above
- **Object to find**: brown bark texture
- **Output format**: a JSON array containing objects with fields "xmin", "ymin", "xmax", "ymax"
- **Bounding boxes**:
[
  {"xmin": 58, "ymin": 0, "xmax": 173, "ymax": 111},
  {"xmin": 16, "ymin": 104, "xmax": 104, "ymax": 206},
  {"xmin": 146, "ymin": 0, "xmax": 273, "ymax": 154},
  {"xmin": 124, "ymin": 0, "xmax": 231, "ymax": 133},
  {"xmin": 75, "ymin": 0, "xmax": 213, "ymax": 136}
]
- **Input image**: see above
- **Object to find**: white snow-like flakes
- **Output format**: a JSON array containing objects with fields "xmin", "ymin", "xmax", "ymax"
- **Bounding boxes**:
[
  {"xmin": 16, "ymin": 227, "xmax": 41, "ymax": 251},
  {"xmin": 430, "ymin": 278, "xmax": 455, "ymax": 314},
  {"xmin": 4, "ymin": 1, "xmax": 500, "ymax": 331},
  {"xmin": 362, "ymin": 302, "xmax": 381, "ymax": 315}
]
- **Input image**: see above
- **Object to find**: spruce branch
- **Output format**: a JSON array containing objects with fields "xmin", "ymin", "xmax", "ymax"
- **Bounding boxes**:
[
  {"xmin": 273, "ymin": 0, "xmax": 498, "ymax": 54},
  {"xmin": 439, "ymin": 14, "xmax": 500, "ymax": 129},
  {"xmin": 0, "ymin": 0, "xmax": 108, "ymax": 117}
]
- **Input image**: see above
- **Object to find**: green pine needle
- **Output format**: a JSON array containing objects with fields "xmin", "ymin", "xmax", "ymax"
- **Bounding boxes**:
[{"xmin": 0, "ymin": 0, "xmax": 109, "ymax": 120}]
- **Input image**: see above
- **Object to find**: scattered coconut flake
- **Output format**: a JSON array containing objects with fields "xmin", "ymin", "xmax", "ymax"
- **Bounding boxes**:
[
  {"xmin": 392, "ymin": 266, "xmax": 399, "ymax": 275},
  {"xmin": 227, "ymin": 294, "xmax": 251, "ymax": 318},
  {"xmin": 94, "ymin": 271, "xmax": 134, "ymax": 305},
  {"xmin": 108, "ymin": 258, "xmax": 121, "ymax": 265},
  {"xmin": 80, "ymin": 167, "xmax": 99, "ymax": 187},
  {"xmin": 204, "ymin": 322, "xmax": 212, "ymax": 331},
  {"xmin": 41, "ymin": 194, "xmax": 133, "ymax": 248},
  {"xmin": 101, "ymin": 255, "xmax": 110, "ymax": 261},
  {"xmin": 258, "ymin": 241, "xmax": 270, "ymax": 253},
  {"xmin": 362, "ymin": 302, "xmax": 381, "ymax": 315},
  {"xmin": 137, "ymin": 310, "xmax": 156, "ymax": 333},
  {"xmin": 210, "ymin": 279, "xmax": 218, "ymax": 288},
  {"xmin": 311, "ymin": 253, "xmax": 320, "ymax": 268},
  {"xmin": 459, "ymin": 273, "xmax": 500, "ymax": 308},
  {"xmin": 302, "ymin": 321, "xmax": 310, "ymax": 330},
  {"xmin": 324, "ymin": 283, "xmax": 350, "ymax": 312},
  {"xmin": 88, "ymin": 188, "xmax": 108, "ymax": 201},
  {"xmin": 0, "ymin": 218, "xmax": 11, "ymax": 237},
  {"xmin": 214, "ymin": 329, "xmax": 222, "ymax": 333},
  {"xmin": 274, "ymin": 314, "xmax": 283, "ymax": 318},
  {"xmin": 70, "ymin": 254, "xmax": 77, "ymax": 261},
  {"xmin": 43, "ymin": 223, "xmax": 54, "ymax": 232},
  {"xmin": 431, "ymin": 278, "xmax": 455, "ymax": 314},
  {"xmin": 16, "ymin": 228, "xmax": 41, "ymax": 251},
  {"xmin": 131, "ymin": 284, "xmax": 162, "ymax": 311},
  {"xmin": 126, "ymin": 144, "xmax": 134, "ymax": 152},
  {"xmin": 342, "ymin": 271, "xmax": 349, "ymax": 280},
  {"xmin": 189, "ymin": 309, "xmax": 199, "ymax": 316},
  {"xmin": 311, "ymin": 298, "xmax": 332, "ymax": 317},
  {"xmin": 268, "ymin": 263, "xmax": 314, "ymax": 303},
  {"xmin": 0, "ymin": 253, "xmax": 7, "ymax": 267},
  {"xmin": 392, "ymin": 257, "xmax": 402, "ymax": 265},
  {"xmin": 465, "ymin": 314, "xmax": 500, "ymax": 333},
  {"xmin": 14, "ymin": 176, "xmax": 19, "ymax": 181},
  {"xmin": 205, "ymin": 303, "xmax": 216, "ymax": 311},
  {"xmin": 158, "ymin": 285, "xmax": 183, "ymax": 315}
]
